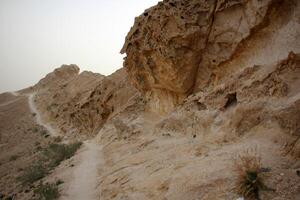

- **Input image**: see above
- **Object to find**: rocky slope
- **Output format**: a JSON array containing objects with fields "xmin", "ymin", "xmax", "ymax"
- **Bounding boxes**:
[
  {"xmin": 0, "ymin": 92, "xmax": 65, "ymax": 199},
  {"xmin": 21, "ymin": 65, "xmax": 140, "ymax": 139},
  {"xmin": 1, "ymin": 0, "xmax": 299, "ymax": 199}
]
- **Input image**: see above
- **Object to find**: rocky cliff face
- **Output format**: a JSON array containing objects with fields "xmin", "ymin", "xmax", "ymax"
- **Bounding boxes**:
[
  {"xmin": 121, "ymin": 0, "xmax": 300, "ymax": 113},
  {"xmin": 29, "ymin": 65, "xmax": 139, "ymax": 139}
]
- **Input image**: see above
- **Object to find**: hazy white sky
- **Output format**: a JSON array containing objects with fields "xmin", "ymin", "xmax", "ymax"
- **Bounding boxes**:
[{"xmin": 0, "ymin": 0, "xmax": 159, "ymax": 93}]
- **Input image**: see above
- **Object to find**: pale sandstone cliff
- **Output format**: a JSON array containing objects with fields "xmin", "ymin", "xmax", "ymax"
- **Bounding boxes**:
[{"xmin": 121, "ymin": 0, "xmax": 300, "ymax": 113}]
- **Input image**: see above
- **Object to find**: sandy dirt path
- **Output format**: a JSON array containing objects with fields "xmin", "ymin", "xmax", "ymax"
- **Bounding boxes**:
[
  {"xmin": 28, "ymin": 93, "xmax": 59, "ymax": 137},
  {"xmin": 61, "ymin": 141, "xmax": 103, "ymax": 200},
  {"xmin": 0, "ymin": 92, "xmax": 20, "ymax": 107},
  {"xmin": 27, "ymin": 93, "xmax": 102, "ymax": 200},
  {"xmin": 0, "ymin": 98, "xmax": 20, "ymax": 107}
]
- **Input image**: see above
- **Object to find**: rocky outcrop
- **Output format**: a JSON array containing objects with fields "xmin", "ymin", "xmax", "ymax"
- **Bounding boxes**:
[
  {"xmin": 121, "ymin": 0, "xmax": 217, "ymax": 112},
  {"xmin": 122, "ymin": 0, "xmax": 300, "ymax": 113},
  {"xmin": 34, "ymin": 67, "xmax": 140, "ymax": 139},
  {"xmin": 35, "ymin": 64, "xmax": 80, "ymax": 90}
]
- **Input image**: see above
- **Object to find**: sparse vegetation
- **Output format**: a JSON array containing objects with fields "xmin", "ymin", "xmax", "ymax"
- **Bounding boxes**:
[
  {"xmin": 234, "ymin": 148, "xmax": 271, "ymax": 200},
  {"xmin": 43, "ymin": 141, "xmax": 82, "ymax": 168},
  {"xmin": 32, "ymin": 127, "xmax": 39, "ymax": 133},
  {"xmin": 18, "ymin": 141, "xmax": 82, "ymax": 185},
  {"xmin": 18, "ymin": 163, "xmax": 47, "ymax": 185},
  {"xmin": 9, "ymin": 154, "xmax": 19, "ymax": 161},
  {"xmin": 53, "ymin": 136, "xmax": 63, "ymax": 143},
  {"xmin": 34, "ymin": 182, "xmax": 59, "ymax": 200}
]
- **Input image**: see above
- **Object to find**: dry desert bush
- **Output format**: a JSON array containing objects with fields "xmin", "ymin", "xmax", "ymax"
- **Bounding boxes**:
[{"xmin": 234, "ymin": 148, "xmax": 272, "ymax": 200}]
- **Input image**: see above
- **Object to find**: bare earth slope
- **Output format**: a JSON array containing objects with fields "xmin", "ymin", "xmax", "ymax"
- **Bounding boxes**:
[{"xmin": 0, "ymin": 92, "xmax": 59, "ymax": 199}]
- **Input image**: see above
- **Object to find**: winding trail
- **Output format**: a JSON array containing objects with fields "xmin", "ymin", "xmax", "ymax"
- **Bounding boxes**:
[
  {"xmin": 0, "ymin": 98, "xmax": 20, "ymax": 107},
  {"xmin": 28, "ymin": 93, "xmax": 58, "ymax": 137},
  {"xmin": 0, "ymin": 92, "xmax": 20, "ymax": 107},
  {"xmin": 27, "ymin": 93, "xmax": 102, "ymax": 200}
]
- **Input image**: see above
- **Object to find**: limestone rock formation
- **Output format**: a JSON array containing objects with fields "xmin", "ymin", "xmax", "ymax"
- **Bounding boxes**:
[
  {"xmin": 121, "ymin": 0, "xmax": 217, "ymax": 112},
  {"xmin": 31, "ymin": 66, "xmax": 139, "ymax": 139},
  {"xmin": 36, "ymin": 64, "xmax": 80, "ymax": 89},
  {"xmin": 122, "ymin": 0, "xmax": 300, "ymax": 113}
]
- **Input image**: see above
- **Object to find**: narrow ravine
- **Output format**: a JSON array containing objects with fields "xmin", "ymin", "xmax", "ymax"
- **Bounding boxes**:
[{"xmin": 27, "ymin": 93, "xmax": 102, "ymax": 200}]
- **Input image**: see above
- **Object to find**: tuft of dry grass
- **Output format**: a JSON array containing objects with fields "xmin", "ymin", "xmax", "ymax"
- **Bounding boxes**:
[{"xmin": 234, "ymin": 148, "xmax": 267, "ymax": 200}]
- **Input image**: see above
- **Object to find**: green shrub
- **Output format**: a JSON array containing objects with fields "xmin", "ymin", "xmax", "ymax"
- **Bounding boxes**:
[
  {"xmin": 18, "ymin": 163, "xmax": 47, "ymax": 185},
  {"xmin": 34, "ymin": 182, "xmax": 59, "ymax": 200}
]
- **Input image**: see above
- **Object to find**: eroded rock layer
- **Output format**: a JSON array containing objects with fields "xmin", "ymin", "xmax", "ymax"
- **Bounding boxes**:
[
  {"xmin": 30, "ymin": 66, "xmax": 140, "ymax": 139},
  {"xmin": 122, "ymin": 0, "xmax": 300, "ymax": 113}
]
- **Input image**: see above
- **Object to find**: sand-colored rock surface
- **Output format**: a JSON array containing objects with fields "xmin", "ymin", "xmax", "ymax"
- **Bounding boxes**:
[
  {"xmin": 31, "ymin": 66, "xmax": 139, "ymax": 140},
  {"xmin": 93, "ymin": 54, "xmax": 300, "ymax": 200},
  {"xmin": 121, "ymin": 0, "xmax": 300, "ymax": 113}
]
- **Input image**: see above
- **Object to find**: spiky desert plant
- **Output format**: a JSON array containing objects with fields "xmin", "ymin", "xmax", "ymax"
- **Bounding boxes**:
[{"xmin": 234, "ymin": 148, "xmax": 265, "ymax": 200}]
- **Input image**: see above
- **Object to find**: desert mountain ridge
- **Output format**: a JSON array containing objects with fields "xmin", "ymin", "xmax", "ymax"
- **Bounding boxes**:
[{"xmin": 0, "ymin": 0, "xmax": 300, "ymax": 199}]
